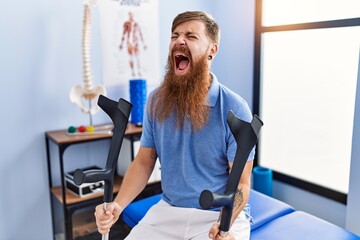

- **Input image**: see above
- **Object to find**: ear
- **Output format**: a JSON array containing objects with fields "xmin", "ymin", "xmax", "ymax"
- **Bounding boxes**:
[{"xmin": 209, "ymin": 42, "xmax": 219, "ymax": 59}]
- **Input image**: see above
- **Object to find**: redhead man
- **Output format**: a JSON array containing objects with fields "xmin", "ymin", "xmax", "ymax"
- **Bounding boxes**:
[{"xmin": 95, "ymin": 11, "xmax": 254, "ymax": 240}]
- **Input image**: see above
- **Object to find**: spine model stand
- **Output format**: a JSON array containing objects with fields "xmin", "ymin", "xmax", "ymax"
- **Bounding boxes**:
[{"xmin": 69, "ymin": 0, "xmax": 106, "ymax": 123}]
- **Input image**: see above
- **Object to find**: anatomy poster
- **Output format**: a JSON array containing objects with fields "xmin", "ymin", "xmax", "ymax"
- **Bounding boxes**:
[{"xmin": 98, "ymin": 0, "xmax": 160, "ymax": 87}]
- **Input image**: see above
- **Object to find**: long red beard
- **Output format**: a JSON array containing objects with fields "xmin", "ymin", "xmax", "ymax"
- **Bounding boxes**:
[{"xmin": 152, "ymin": 52, "xmax": 211, "ymax": 130}]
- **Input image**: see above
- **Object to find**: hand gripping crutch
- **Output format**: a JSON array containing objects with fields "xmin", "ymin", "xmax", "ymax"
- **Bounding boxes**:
[
  {"xmin": 199, "ymin": 111, "xmax": 263, "ymax": 237},
  {"xmin": 73, "ymin": 95, "xmax": 132, "ymax": 240}
]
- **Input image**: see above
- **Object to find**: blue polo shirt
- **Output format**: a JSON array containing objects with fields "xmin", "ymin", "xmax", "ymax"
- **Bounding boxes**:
[{"xmin": 140, "ymin": 73, "xmax": 255, "ymax": 209}]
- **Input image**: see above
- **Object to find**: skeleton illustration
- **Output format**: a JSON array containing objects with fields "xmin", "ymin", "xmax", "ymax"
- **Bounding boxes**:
[
  {"xmin": 119, "ymin": 11, "xmax": 147, "ymax": 77},
  {"xmin": 69, "ymin": 0, "xmax": 106, "ymax": 119}
]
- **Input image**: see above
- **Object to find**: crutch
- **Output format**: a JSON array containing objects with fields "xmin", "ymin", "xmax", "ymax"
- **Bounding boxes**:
[
  {"xmin": 199, "ymin": 111, "xmax": 263, "ymax": 237},
  {"xmin": 73, "ymin": 95, "xmax": 132, "ymax": 240}
]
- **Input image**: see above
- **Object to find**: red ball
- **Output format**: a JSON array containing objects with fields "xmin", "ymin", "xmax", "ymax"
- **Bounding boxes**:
[{"xmin": 78, "ymin": 125, "xmax": 86, "ymax": 132}]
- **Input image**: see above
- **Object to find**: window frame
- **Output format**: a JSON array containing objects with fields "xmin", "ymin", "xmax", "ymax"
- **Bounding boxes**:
[{"xmin": 253, "ymin": 0, "xmax": 360, "ymax": 204}]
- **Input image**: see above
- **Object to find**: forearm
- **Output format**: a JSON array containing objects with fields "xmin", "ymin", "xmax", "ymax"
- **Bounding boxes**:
[
  {"xmin": 226, "ymin": 160, "xmax": 253, "ymax": 226},
  {"xmin": 113, "ymin": 148, "xmax": 157, "ymax": 209},
  {"xmin": 229, "ymin": 182, "xmax": 250, "ymax": 225}
]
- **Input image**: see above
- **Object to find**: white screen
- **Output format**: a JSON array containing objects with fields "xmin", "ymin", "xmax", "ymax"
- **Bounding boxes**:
[
  {"xmin": 262, "ymin": 0, "xmax": 360, "ymax": 26},
  {"xmin": 259, "ymin": 26, "xmax": 360, "ymax": 193}
]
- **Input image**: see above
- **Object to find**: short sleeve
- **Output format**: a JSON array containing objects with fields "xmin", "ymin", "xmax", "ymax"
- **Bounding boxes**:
[
  {"xmin": 226, "ymin": 100, "xmax": 256, "ymax": 163},
  {"xmin": 140, "ymin": 92, "xmax": 156, "ymax": 148}
]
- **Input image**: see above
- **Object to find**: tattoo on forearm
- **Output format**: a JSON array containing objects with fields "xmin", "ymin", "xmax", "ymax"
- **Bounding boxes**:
[
  {"xmin": 233, "ymin": 188, "xmax": 244, "ymax": 212},
  {"xmin": 217, "ymin": 188, "xmax": 244, "ymax": 222}
]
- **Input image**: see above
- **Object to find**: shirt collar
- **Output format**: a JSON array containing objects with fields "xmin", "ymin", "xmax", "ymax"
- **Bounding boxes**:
[{"xmin": 208, "ymin": 72, "xmax": 220, "ymax": 107}]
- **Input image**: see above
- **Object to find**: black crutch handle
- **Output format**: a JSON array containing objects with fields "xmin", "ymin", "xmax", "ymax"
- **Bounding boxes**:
[
  {"xmin": 199, "ymin": 111, "xmax": 263, "ymax": 236},
  {"xmin": 73, "ymin": 95, "xmax": 132, "ymax": 203}
]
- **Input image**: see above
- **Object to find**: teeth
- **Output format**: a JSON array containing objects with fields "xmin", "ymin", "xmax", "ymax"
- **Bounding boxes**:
[{"xmin": 175, "ymin": 53, "xmax": 186, "ymax": 58}]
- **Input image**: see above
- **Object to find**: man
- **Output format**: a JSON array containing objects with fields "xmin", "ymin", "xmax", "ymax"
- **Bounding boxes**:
[{"xmin": 95, "ymin": 11, "xmax": 255, "ymax": 240}]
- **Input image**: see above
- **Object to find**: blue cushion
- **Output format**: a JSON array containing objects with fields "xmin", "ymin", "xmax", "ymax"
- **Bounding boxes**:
[
  {"xmin": 122, "ymin": 194, "xmax": 162, "ymax": 227},
  {"xmin": 249, "ymin": 189, "xmax": 295, "ymax": 231},
  {"xmin": 251, "ymin": 211, "xmax": 360, "ymax": 240}
]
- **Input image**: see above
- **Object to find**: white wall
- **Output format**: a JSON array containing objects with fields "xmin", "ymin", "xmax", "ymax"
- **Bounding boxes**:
[
  {"xmin": 211, "ymin": 0, "xmax": 256, "ymax": 108},
  {"xmin": 0, "ymin": 1, "xmax": 256, "ymax": 239},
  {"xmin": 0, "ymin": 1, "xmax": 91, "ymax": 239},
  {"xmin": 346, "ymin": 49, "xmax": 360, "ymax": 235},
  {"xmin": 273, "ymin": 180, "xmax": 347, "ymax": 227}
]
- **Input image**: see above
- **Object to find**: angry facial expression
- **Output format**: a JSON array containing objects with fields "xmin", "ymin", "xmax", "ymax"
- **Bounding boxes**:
[{"xmin": 169, "ymin": 20, "xmax": 215, "ymax": 76}]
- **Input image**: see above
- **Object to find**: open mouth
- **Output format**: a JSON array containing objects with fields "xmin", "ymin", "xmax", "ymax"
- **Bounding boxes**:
[{"xmin": 174, "ymin": 53, "xmax": 190, "ymax": 74}]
